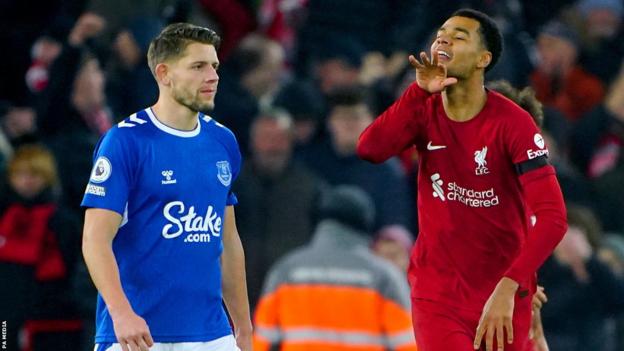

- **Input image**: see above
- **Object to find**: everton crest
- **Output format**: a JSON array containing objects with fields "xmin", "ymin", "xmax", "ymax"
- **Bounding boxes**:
[{"xmin": 216, "ymin": 160, "xmax": 232, "ymax": 187}]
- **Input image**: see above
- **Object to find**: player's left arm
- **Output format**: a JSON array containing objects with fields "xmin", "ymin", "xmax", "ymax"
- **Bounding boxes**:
[
  {"xmin": 475, "ymin": 111, "xmax": 567, "ymax": 351},
  {"xmin": 221, "ymin": 205, "xmax": 253, "ymax": 351},
  {"xmin": 475, "ymin": 168, "xmax": 567, "ymax": 351}
]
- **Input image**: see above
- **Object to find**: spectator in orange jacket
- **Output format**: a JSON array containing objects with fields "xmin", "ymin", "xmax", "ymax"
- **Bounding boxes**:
[
  {"xmin": 531, "ymin": 20, "xmax": 605, "ymax": 121},
  {"xmin": 253, "ymin": 185, "xmax": 417, "ymax": 351}
]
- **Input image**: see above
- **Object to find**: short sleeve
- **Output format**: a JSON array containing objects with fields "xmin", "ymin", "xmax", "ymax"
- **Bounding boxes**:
[
  {"xmin": 225, "ymin": 128, "xmax": 243, "ymax": 206},
  {"xmin": 81, "ymin": 128, "xmax": 135, "ymax": 215}
]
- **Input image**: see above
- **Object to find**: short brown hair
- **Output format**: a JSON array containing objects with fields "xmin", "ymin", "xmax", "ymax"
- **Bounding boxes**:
[
  {"xmin": 8, "ymin": 144, "xmax": 59, "ymax": 189},
  {"xmin": 147, "ymin": 23, "xmax": 221, "ymax": 77}
]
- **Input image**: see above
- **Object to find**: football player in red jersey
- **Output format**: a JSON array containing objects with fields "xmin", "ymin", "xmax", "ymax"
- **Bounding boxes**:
[{"xmin": 357, "ymin": 8, "xmax": 567, "ymax": 351}]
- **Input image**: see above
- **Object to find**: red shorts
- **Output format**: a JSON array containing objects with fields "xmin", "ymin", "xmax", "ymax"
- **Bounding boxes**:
[{"xmin": 411, "ymin": 297, "xmax": 531, "ymax": 351}]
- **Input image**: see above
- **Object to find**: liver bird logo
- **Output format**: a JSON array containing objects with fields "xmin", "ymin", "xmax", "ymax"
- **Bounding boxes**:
[{"xmin": 474, "ymin": 146, "xmax": 489, "ymax": 175}]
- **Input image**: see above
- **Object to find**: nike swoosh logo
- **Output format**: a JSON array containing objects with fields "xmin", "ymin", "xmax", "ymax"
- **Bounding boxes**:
[{"xmin": 427, "ymin": 141, "xmax": 447, "ymax": 150}]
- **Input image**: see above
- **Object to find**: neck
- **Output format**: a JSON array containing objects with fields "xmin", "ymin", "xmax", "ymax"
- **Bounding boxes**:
[
  {"xmin": 442, "ymin": 73, "xmax": 487, "ymax": 122},
  {"xmin": 151, "ymin": 93, "xmax": 199, "ymax": 131}
]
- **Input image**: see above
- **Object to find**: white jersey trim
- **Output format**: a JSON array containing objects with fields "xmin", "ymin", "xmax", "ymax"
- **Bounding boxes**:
[{"xmin": 146, "ymin": 108, "xmax": 201, "ymax": 138}]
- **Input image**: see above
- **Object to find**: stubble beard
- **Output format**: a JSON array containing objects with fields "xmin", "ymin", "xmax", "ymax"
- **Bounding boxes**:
[{"xmin": 172, "ymin": 86, "xmax": 215, "ymax": 113}]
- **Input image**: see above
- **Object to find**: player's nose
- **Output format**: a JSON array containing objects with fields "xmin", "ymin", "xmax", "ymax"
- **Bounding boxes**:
[{"xmin": 205, "ymin": 67, "xmax": 219, "ymax": 82}]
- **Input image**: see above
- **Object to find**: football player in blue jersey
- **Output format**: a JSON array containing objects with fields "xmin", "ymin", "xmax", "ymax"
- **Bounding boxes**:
[{"xmin": 82, "ymin": 23, "xmax": 252, "ymax": 351}]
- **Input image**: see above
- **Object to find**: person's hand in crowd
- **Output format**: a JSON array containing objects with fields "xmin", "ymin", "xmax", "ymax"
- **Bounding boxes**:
[
  {"xmin": 529, "ymin": 309, "xmax": 549, "ymax": 351},
  {"xmin": 69, "ymin": 12, "xmax": 106, "ymax": 46},
  {"xmin": 553, "ymin": 226, "xmax": 592, "ymax": 282},
  {"xmin": 527, "ymin": 285, "xmax": 549, "ymax": 351},
  {"xmin": 359, "ymin": 52, "xmax": 387, "ymax": 85},
  {"xmin": 532, "ymin": 285, "xmax": 548, "ymax": 311},
  {"xmin": 605, "ymin": 60, "xmax": 624, "ymax": 121}
]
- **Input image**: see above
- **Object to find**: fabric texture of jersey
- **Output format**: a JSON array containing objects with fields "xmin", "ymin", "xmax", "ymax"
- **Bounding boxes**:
[
  {"xmin": 253, "ymin": 220, "xmax": 417, "ymax": 351},
  {"xmin": 358, "ymin": 83, "xmax": 558, "ymax": 313},
  {"xmin": 82, "ymin": 108, "xmax": 242, "ymax": 343}
]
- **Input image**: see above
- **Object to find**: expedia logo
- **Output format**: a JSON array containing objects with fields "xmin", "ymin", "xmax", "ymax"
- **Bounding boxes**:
[{"xmin": 162, "ymin": 201, "xmax": 222, "ymax": 243}]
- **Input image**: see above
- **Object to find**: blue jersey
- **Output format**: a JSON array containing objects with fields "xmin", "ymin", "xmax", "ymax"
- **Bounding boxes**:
[{"xmin": 81, "ymin": 108, "xmax": 242, "ymax": 343}]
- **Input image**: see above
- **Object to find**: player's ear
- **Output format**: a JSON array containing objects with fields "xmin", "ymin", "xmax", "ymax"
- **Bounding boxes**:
[
  {"xmin": 477, "ymin": 51, "xmax": 492, "ymax": 70},
  {"xmin": 155, "ymin": 63, "xmax": 171, "ymax": 86}
]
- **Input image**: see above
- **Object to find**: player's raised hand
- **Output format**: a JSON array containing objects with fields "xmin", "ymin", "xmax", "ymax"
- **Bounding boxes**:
[
  {"xmin": 409, "ymin": 51, "xmax": 457, "ymax": 93},
  {"xmin": 112, "ymin": 309, "xmax": 154, "ymax": 351},
  {"xmin": 474, "ymin": 277, "xmax": 518, "ymax": 351}
]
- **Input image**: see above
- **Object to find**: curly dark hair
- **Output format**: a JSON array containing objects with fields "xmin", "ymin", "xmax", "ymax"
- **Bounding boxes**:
[
  {"xmin": 452, "ymin": 9, "xmax": 503, "ymax": 73},
  {"xmin": 147, "ymin": 23, "xmax": 221, "ymax": 77},
  {"xmin": 487, "ymin": 80, "xmax": 543, "ymax": 127}
]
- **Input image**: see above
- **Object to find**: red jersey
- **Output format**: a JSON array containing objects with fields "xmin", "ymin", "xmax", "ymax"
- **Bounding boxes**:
[{"xmin": 358, "ymin": 83, "xmax": 562, "ymax": 312}]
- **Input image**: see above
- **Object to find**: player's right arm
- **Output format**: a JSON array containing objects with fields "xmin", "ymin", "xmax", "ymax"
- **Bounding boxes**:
[
  {"xmin": 357, "ymin": 52, "xmax": 457, "ymax": 163},
  {"xmin": 83, "ymin": 208, "xmax": 154, "ymax": 351}
]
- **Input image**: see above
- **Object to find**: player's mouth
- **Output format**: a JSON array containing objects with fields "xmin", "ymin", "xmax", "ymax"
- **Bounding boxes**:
[
  {"xmin": 437, "ymin": 50, "xmax": 452, "ymax": 62},
  {"xmin": 199, "ymin": 88, "xmax": 217, "ymax": 97}
]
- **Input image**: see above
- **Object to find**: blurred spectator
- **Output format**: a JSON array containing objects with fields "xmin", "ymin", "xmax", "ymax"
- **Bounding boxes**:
[
  {"xmin": 25, "ymin": 35, "xmax": 63, "ymax": 94},
  {"xmin": 36, "ymin": 13, "xmax": 111, "ymax": 212},
  {"xmin": 539, "ymin": 205, "xmax": 624, "ymax": 351},
  {"xmin": 258, "ymin": 0, "xmax": 307, "ymax": 58},
  {"xmin": 253, "ymin": 185, "xmax": 417, "ymax": 351},
  {"xmin": 213, "ymin": 34, "xmax": 285, "ymax": 154},
  {"xmin": 372, "ymin": 225, "xmax": 414, "ymax": 273},
  {"xmin": 0, "ymin": 144, "xmax": 82, "ymax": 351},
  {"xmin": 531, "ymin": 20, "xmax": 605, "ymax": 121},
  {"xmin": 0, "ymin": 101, "xmax": 38, "ymax": 147},
  {"xmin": 570, "ymin": 63, "xmax": 624, "ymax": 179},
  {"xmin": 233, "ymin": 109, "xmax": 326, "ymax": 308},
  {"xmin": 592, "ymin": 157, "xmax": 624, "ymax": 233},
  {"xmin": 541, "ymin": 131, "xmax": 593, "ymax": 207},
  {"xmin": 599, "ymin": 233, "xmax": 624, "ymax": 276},
  {"xmin": 107, "ymin": 16, "xmax": 163, "ymax": 119},
  {"xmin": 0, "ymin": 1, "xmax": 82, "ymax": 104},
  {"xmin": 576, "ymin": 0, "xmax": 624, "ymax": 84},
  {"xmin": 273, "ymin": 80, "xmax": 325, "ymax": 147},
  {"xmin": 37, "ymin": 13, "xmax": 110, "ymax": 136},
  {"xmin": 198, "ymin": 0, "xmax": 257, "ymax": 59},
  {"xmin": 297, "ymin": 86, "xmax": 414, "ymax": 230},
  {"xmin": 85, "ymin": 0, "xmax": 176, "ymax": 42},
  {"xmin": 313, "ymin": 36, "xmax": 365, "ymax": 95},
  {"xmin": 294, "ymin": 0, "xmax": 424, "ymax": 76},
  {"xmin": 599, "ymin": 233, "xmax": 624, "ymax": 351}
]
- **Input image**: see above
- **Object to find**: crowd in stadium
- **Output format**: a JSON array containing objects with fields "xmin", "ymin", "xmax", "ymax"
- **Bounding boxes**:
[{"xmin": 1, "ymin": 0, "xmax": 624, "ymax": 350}]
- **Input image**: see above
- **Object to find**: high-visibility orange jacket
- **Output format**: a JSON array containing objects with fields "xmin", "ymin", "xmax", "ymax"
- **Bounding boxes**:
[{"xmin": 253, "ymin": 220, "xmax": 418, "ymax": 351}]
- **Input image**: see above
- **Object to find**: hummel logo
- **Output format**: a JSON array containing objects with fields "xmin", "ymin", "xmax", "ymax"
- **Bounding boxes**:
[
  {"xmin": 427, "ymin": 141, "xmax": 446, "ymax": 151},
  {"xmin": 161, "ymin": 170, "xmax": 177, "ymax": 185}
]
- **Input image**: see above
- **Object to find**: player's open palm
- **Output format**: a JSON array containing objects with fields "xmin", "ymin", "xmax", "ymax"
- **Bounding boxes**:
[
  {"xmin": 474, "ymin": 278, "xmax": 517, "ymax": 351},
  {"xmin": 112, "ymin": 310, "xmax": 154, "ymax": 351},
  {"xmin": 409, "ymin": 52, "xmax": 457, "ymax": 93}
]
